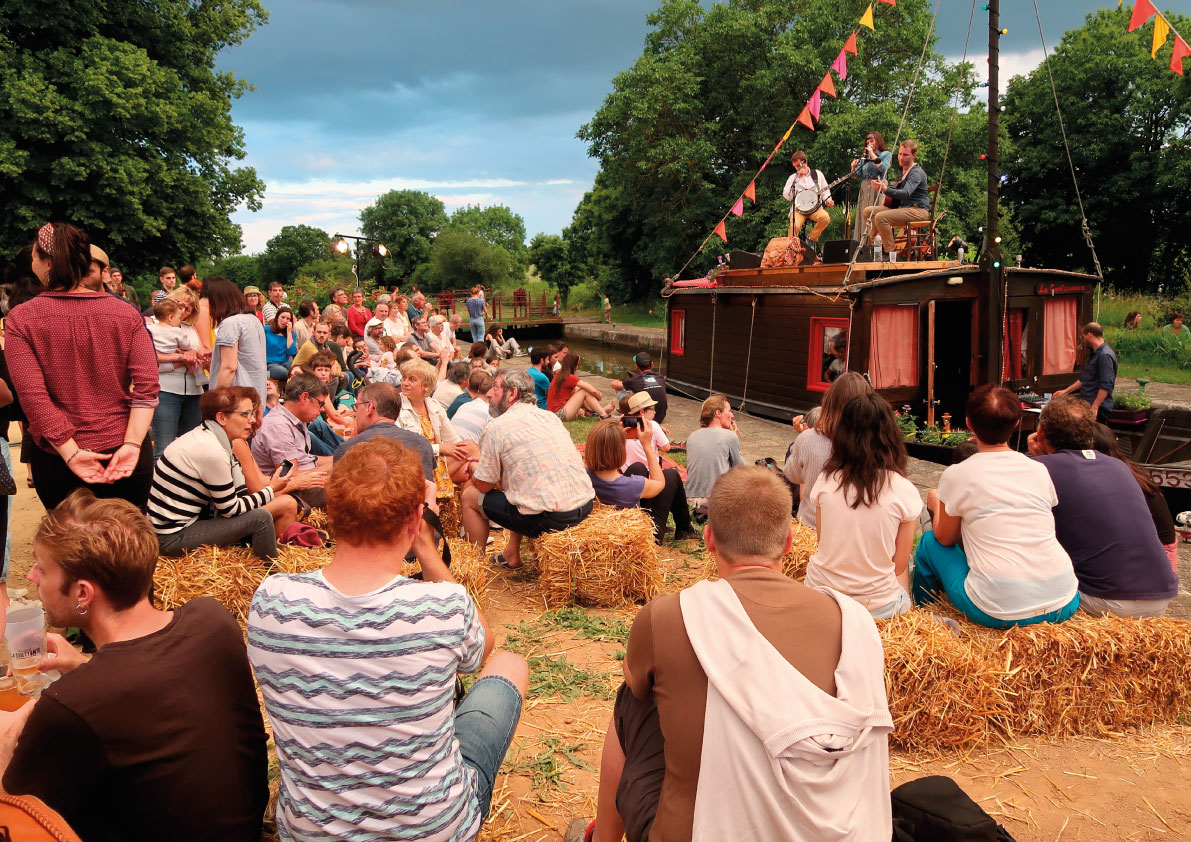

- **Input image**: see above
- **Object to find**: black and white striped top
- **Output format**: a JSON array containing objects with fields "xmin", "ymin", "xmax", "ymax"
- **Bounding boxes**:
[{"xmin": 149, "ymin": 423, "xmax": 274, "ymax": 535}]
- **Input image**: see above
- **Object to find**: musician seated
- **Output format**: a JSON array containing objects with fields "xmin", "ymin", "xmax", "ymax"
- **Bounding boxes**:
[
  {"xmin": 782, "ymin": 151, "xmax": 834, "ymax": 262},
  {"xmin": 861, "ymin": 140, "xmax": 930, "ymax": 254}
]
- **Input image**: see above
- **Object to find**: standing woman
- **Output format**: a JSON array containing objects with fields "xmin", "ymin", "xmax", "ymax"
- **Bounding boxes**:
[
  {"xmin": 265, "ymin": 305, "xmax": 299, "ymax": 381},
  {"xmin": 203, "ymin": 276, "xmax": 268, "ymax": 413},
  {"xmin": 851, "ymin": 131, "xmax": 893, "ymax": 243},
  {"xmin": 243, "ymin": 286, "xmax": 265, "ymax": 322},
  {"xmin": 465, "ymin": 286, "xmax": 488, "ymax": 343},
  {"xmin": 6, "ymin": 223, "xmax": 159, "ymax": 509}
]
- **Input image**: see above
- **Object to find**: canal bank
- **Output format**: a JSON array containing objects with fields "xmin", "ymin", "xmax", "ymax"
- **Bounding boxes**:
[{"xmin": 563, "ymin": 322, "xmax": 663, "ymax": 354}]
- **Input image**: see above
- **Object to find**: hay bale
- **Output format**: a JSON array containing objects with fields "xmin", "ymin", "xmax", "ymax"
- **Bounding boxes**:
[
  {"xmin": 438, "ymin": 488, "xmax": 463, "ymax": 543},
  {"xmin": 533, "ymin": 504, "xmax": 661, "ymax": 607},
  {"xmin": 153, "ymin": 546, "xmax": 268, "ymax": 625},
  {"xmin": 400, "ymin": 538, "xmax": 491, "ymax": 607},
  {"xmin": 702, "ymin": 518, "xmax": 817, "ymax": 581}
]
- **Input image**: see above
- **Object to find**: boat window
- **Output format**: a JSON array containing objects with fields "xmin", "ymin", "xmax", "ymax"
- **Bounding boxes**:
[
  {"xmin": 870, "ymin": 305, "xmax": 919, "ymax": 389},
  {"xmin": 807, "ymin": 317, "xmax": 850, "ymax": 392},
  {"xmin": 1002, "ymin": 308, "xmax": 1028, "ymax": 381},
  {"xmin": 670, "ymin": 309, "xmax": 686, "ymax": 356},
  {"xmin": 1043, "ymin": 297, "xmax": 1078, "ymax": 374}
]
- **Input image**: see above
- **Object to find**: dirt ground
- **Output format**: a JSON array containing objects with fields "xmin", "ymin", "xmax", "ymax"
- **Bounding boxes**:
[{"xmin": 4, "ymin": 368, "xmax": 1191, "ymax": 841}]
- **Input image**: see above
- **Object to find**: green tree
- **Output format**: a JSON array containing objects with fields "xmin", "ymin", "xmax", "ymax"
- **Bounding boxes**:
[
  {"xmin": 574, "ymin": 0, "xmax": 982, "ymax": 299},
  {"xmin": 258, "ymin": 224, "xmax": 333, "ymax": 285},
  {"xmin": 0, "ymin": 0, "xmax": 268, "ymax": 273},
  {"xmin": 359, "ymin": 190, "xmax": 448, "ymax": 287},
  {"xmin": 447, "ymin": 204, "xmax": 529, "ymax": 281},
  {"xmin": 1003, "ymin": 7, "xmax": 1191, "ymax": 287},
  {"xmin": 209, "ymin": 254, "xmax": 262, "ymax": 289},
  {"xmin": 413, "ymin": 228, "xmax": 510, "ymax": 293},
  {"xmin": 528, "ymin": 232, "xmax": 578, "ymax": 303}
]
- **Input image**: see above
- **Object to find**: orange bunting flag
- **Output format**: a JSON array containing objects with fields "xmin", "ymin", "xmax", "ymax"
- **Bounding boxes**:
[
  {"xmin": 844, "ymin": 32, "xmax": 859, "ymax": 55},
  {"xmin": 745, "ymin": 181, "xmax": 756, "ymax": 203},
  {"xmin": 797, "ymin": 105, "xmax": 815, "ymax": 130},
  {"xmin": 1172, "ymin": 36, "xmax": 1190, "ymax": 74},
  {"xmin": 878, "ymin": 0, "xmax": 896, "ymax": 4},
  {"xmin": 832, "ymin": 49, "xmax": 848, "ymax": 80},
  {"xmin": 808, "ymin": 89, "xmax": 822, "ymax": 121},
  {"xmin": 713, "ymin": 220, "xmax": 728, "ymax": 243},
  {"xmin": 859, "ymin": 5, "xmax": 875, "ymax": 30},
  {"xmin": 819, "ymin": 71, "xmax": 837, "ymax": 98},
  {"xmin": 1129, "ymin": 0, "xmax": 1157, "ymax": 32},
  {"xmin": 1151, "ymin": 15, "xmax": 1170, "ymax": 57},
  {"xmin": 730, "ymin": 197, "xmax": 744, "ymax": 217}
]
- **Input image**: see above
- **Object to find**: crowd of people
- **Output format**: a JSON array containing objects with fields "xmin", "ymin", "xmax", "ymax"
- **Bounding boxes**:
[{"xmin": 0, "ymin": 220, "xmax": 1182, "ymax": 842}]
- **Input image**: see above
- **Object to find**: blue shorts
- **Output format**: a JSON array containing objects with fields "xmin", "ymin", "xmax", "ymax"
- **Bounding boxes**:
[{"xmin": 455, "ymin": 675, "xmax": 523, "ymax": 819}]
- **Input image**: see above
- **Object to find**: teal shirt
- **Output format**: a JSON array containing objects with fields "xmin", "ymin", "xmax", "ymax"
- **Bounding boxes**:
[{"xmin": 528, "ymin": 366, "xmax": 551, "ymax": 409}]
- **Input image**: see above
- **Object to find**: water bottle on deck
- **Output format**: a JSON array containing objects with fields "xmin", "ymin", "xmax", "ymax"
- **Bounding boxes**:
[{"xmin": 873, "ymin": 234, "xmax": 883, "ymax": 262}]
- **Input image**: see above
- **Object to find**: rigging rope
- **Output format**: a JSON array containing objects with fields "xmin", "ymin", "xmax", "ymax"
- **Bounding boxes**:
[
  {"xmin": 1029, "ymin": 0, "xmax": 1104, "ymax": 281},
  {"xmin": 738, "ymin": 296, "xmax": 758, "ymax": 411},
  {"xmin": 935, "ymin": 0, "xmax": 978, "ymax": 215},
  {"xmin": 708, "ymin": 291, "xmax": 717, "ymax": 393}
]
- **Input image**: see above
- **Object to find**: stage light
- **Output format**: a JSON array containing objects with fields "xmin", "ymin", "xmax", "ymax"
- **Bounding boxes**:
[{"xmin": 334, "ymin": 239, "xmax": 349, "ymax": 254}]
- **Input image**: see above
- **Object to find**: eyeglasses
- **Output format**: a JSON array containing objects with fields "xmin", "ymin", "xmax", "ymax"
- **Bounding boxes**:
[{"xmin": 226, "ymin": 410, "xmax": 255, "ymax": 419}]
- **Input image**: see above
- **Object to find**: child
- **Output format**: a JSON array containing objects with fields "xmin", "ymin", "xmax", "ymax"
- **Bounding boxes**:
[
  {"xmin": 148, "ymin": 299, "xmax": 202, "ymax": 379},
  {"xmin": 367, "ymin": 336, "xmax": 401, "ymax": 387}
]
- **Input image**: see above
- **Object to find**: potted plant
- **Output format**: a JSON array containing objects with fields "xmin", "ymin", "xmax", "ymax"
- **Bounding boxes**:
[{"xmin": 1108, "ymin": 390, "xmax": 1151, "ymax": 424}]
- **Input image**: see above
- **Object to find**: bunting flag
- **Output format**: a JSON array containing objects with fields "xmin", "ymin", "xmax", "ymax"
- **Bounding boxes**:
[
  {"xmin": 819, "ymin": 71, "xmax": 837, "ymax": 98},
  {"xmin": 781, "ymin": 126, "xmax": 793, "ymax": 142},
  {"xmin": 758, "ymin": 150, "xmax": 777, "ymax": 173},
  {"xmin": 796, "ymin": 105, "xmax": 815, "ymax": 130},
  {"xmin": 1172, "ymin": 36, "xmax": 1190, "ymax": 74},
  {"xmin": 808, "ymin": 89, "xmax": 822, "ymax": 121},
  {"xmin": 1129, "ymin": 0, "xmax": 1157, "ymax": 32},
  {"xmin": 713, "ymin": 220, "xmax": 727, "ymax": 243},
  {"xmin": 833, "ymin": 49, "xmax": 849, "ymax": 79},
  {"xmin": 879, "ymin": 0, "xmax": 896, "ymax": 4},
  {"xmin": 744, "ymin": 181, "xmax": 756, "ymax": 203},
  {"xmin": 1152, "ymin": 15, "xmax": 1171, "ymax": 57},
  {"xmin": 844, "ymin": 32, "xmax": 859, "ymax": 54},
  {"xmin": 730, "ymin": 197, "xmax": 744, "ymax": 217},
  {"xmin": 859, "ymin": 5, "xmax": 875, "ymax": 30}
]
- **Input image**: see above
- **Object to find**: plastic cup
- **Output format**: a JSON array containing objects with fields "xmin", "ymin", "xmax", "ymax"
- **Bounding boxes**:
[
  {"xmin": 888, "ymin": 250, "xmax": 898, "ymax": 262},
  {"xmin": 5, "ymin": 605, "xmax": 46, "ymax": 696}
]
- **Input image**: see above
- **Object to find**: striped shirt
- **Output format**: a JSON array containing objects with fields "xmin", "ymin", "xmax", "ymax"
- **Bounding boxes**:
[
  {"xmin": 247, "ymin": 572, "xmax": 486, "ymax": 842},
  {"xmin": 149, "ymin": 423, "xmax": 274, "ymax": 534},
  {"xmin": 450, "ymin": 398, "xmax": 491, "ymax": 444}
]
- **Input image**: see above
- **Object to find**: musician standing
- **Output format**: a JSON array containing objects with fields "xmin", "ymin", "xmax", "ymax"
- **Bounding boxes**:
[
  {"xmin": 861, "ymin": 140, "xmax": 930, "ymax": 254},
  {"xmin": 782, "ymin": 151, "xmax": 834, "ymax": 263},
  {"xmin": 851, "ymin": 131, "xmax": 893, "ymax": 243}
]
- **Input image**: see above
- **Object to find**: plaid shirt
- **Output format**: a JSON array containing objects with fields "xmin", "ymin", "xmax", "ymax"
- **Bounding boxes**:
[
  {"xmin": 474, "ymin": 402, "xmax": 593, "ymax": 515},
  {"xmin": 5, "ymin": 291, "xmax": 159, "ymax": 453}
]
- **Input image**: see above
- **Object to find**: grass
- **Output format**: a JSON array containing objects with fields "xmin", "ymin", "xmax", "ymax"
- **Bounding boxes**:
[
  {"xmin": 504, "ymin": 608, "xmax": 631, "ymax": 655},
  {"xmin": 527, "ymin": 654, "xmax": 616, "ymax": 701},
  {"xmin": 508, "ymin": 736, "xmax": 593, "ymax": 798},
  {"xmin": 563, "ymin": 416, "xmax": 688, "ymax": 467}
]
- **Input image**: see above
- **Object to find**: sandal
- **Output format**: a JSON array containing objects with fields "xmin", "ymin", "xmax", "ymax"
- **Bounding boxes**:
[{"xmin": 488, "ymin": 552, "xmax": 522, "ymax": 570}]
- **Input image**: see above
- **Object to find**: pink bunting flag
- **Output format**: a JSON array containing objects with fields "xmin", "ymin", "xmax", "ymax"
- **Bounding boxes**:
[
  {"xmin": 844, "ymin": 32, "xmax": 859, "ymax": 55},
  {"xmin": 819, "ymin": 71, "xmax": 837, "ymax": 98},
  {"xmin": 832, "ymin": 49, "xmax": 848, "ymax": 80},
  {"xmin": 1173, "ymin": 36, "xmax": 1191, "ymax": 75},
  {"xmin": 1129, "ymin": 0, "xmax": 1157, "ymax": 32},
  {"xmin": 808, "ymin": 89, "xmax": 822, "ymax": 121},
  {"xmin": 745, "ymin": 181, "xmax": 756, "ymax": 203},
  {"xmin": 796, "ymin": 105, "xmax": 815, "ymax": 131},
  {"xmin": 878, "ymin": 0, "xmax": 896, "ymax": 4},
  {"xmin": 730, "ymin": 197, "xmax": 744, "ymax": 217},
  {"xmin": 758, "ymin": 150, "xmax": 776, "ymax": 174},
  {"xmin": 713, "ymin": 220, "xmax": 728, "ymax": 243}
]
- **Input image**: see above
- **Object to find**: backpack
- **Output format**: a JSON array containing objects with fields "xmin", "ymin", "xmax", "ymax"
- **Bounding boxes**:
[
  {"xmin": 891, "ymin": 776, "xmax": 1017, "ymax": 842},
  {"xmin": 0, "ymin": 794, "xmax": 83, "ymax": 842}
]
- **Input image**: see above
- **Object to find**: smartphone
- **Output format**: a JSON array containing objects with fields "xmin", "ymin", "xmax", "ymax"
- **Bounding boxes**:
[
  {"xmin": 621, "ymin": 416, "xmax": 644, "ymax": 430},
  {"xmin": 279, "ymin": 459, "xmax": 296, "ymax": 478}
]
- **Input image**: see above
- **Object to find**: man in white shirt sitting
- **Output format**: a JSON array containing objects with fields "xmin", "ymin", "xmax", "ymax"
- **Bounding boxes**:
[{"xmin": 781, "ymin": 150, "xmax": 835, "ymax": 262}]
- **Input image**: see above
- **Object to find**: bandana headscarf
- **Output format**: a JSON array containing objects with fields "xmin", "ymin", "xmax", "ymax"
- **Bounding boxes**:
[{"xmin": 36, "ymin": 223, "xmax": 54, "ymax": 256}]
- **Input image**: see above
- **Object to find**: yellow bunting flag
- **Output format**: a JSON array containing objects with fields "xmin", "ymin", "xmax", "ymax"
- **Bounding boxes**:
[
  {"xmin": 820, "ymin": 71, "xmax": 837, "ymax": 98},
  {"xmin": 859, "ymin": 4, "xmax": 875, "ymax": 30},
  {"xmin": 1152, "ymin": 15, "xmax": 1170, "ymax": 58},
  {"xmin": 713, "ymin": 220, "xmax": 727, "ymax": 243}
]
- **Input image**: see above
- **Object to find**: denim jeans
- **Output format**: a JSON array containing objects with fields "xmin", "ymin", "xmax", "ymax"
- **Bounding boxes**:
[
  {"xmin": 152, "ymin": 391, "xmax": 202, "ymax": 460},
  {"xmin": 469, "ymin": 318, "xmax": 485, "ymax": 343},
  {"xmin": 307, "ymin": 416, "xmax": 343, "ymax": 457},
  {"xmin": 0, "ymin": 439, "xmax": 10, "ymax": 582},
  {"xmin": 267, "ymin": 362, "xmax": 292, "ymax": 381},
  {"xmin": 455, "ymin": 675, "xmax": 523, "ymax": 819}
]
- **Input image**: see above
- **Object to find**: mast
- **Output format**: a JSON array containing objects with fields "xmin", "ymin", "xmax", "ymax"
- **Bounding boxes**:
[{"xmin": 985, "ymin": 0, "xmax": 1005, "ymax": 384}]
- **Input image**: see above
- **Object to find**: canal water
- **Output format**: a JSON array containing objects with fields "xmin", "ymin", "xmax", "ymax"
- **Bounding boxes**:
[{"xmin": 524, "ymin": 337, "xmax": 640, "ymax": 379}]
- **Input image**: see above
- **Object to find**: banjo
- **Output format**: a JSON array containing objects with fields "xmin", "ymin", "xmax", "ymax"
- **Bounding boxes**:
[{"xmin": 793, "ymin": 171, "xmax": 854, "ymax": 215}]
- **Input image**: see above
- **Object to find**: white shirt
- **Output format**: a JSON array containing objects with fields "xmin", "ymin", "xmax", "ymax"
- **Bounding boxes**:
[
  {"xmin": 782, "ymin": 169, "xmax": 829, "ymax": 204},
  {"xmin": 936, "ymin": 451, "xmax": 1078, "ymax": 620},
  {"xmin": 622, "ymin": 419, "xmax": 670, "ymax": 471},
  {"xmin": 805, "ymin": 471, "xmax": 922, "ymax": 611}
]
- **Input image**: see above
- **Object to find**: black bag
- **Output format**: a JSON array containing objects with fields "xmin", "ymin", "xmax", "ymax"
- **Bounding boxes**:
[{"xmin": 891, "ymin": 776, "xmax": 1017, "ymax": 842}]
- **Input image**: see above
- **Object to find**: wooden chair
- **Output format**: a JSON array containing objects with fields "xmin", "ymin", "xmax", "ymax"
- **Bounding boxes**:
[{"xmin": 892, "ymin": 184, "xmax": 939, "ymax": 260}]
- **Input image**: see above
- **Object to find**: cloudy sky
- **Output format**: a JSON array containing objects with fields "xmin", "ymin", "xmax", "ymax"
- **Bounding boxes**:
[{"xmin": 219, "ymin": 0, "xmax": 1119, "ymax": 254}]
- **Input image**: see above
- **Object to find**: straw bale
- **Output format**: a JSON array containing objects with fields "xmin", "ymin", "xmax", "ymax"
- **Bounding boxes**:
[
  {"xmin": 153, "ymin": 546, "xmax": 268, "ymax": 625},
  {"xmin": 438, "ymin": 487, "xmax": 462, "ymax": 543},
  {"xmin": 400, "ymin": 538, "xmax": 491, "ymax": 607},
  {"xmin": 533, "ymin": 504, "xmax": 661, "ymax": 607},
  {"xmin": 702, "ymin": 518, "xmax": 818, "ymax": 581},
  {"xmin": 302, "ymin": 507, "xmax": 332, "ymax": 538}
]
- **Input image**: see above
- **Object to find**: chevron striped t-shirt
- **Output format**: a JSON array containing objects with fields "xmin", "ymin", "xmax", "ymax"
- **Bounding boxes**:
[{"xmin": 247, "ymin": 571, "xmax": 486, "ymax": 842}]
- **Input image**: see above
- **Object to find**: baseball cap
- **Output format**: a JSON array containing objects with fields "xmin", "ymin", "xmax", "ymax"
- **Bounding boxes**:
[{"xmin": 633, "ymin": 351, "xmax": 652, "ymax": 368}]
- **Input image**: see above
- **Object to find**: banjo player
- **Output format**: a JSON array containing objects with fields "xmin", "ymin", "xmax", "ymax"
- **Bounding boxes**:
[{"xmin": 782, "ymin": 150, "xmax": 834, "ymax": 264}]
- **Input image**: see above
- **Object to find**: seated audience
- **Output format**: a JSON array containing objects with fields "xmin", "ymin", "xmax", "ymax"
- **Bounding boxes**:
[
  {"xmin": 150, "ymin": 387, "xmax": 320, "ymax": 560},
  {"xmin": 1092, "ymin": 422, "xmax": 1178, "ymax": 573},
  {"xmin": 249, "ymin": 439, "xmax": 527, "ymax": 842},
  {"xmin": 585, "ymin": 418, "xmax": 697, "ymax": 543},
  {"xmin": 3, "ymin": 490, "xmax": 268, "ymax": 841},
  {"xmin": 251, "ymin": 373, "xmax": 333, "ymax": 508},
  {"xmin": 461, "ymin": 370, "xmax": 595, "ymax": 570},
  {"xmin": 452, "ymin": 370, "xmax": 495, "ymax": 443},
  {"xmin": 1030, "ymin": 396, "xmax": 1177, "ymax": 617},
  {"xmin": 548, "ymin": 352, "xmax": 614, "ymax": 421},
  {"xmin": 485, "ymin": 325, "xmax": 522, "ymax": 359},
  {"xmin": 564, "ymin": 466, "xmax": 891, "ymax": 842},
  {"xmin": 784, "ymin": 372, "xmax": 872, "ymax": 530},
  {"xmin": 915, "ymin": 385, "xmax": 1079, "ymax": 629},
  {"xmin": 527, "ymin": 347, "xmax": 552, "ymax": 409},
  {"xmin": 433, "ymin": 360, "xmax": 470, "ymax": 411},
  {"xmin": 299, "ymin": 353, "xmax": 350, "ymax": 455},
  {"xmin": 804, "ymin": 394, "xmax": 921, "ymax": 619},
  {"xmin": 396, "ymin": 359, "xmax": 474, "ymax": 495},
  {"xmin": 264, "ymin": 305, "xmax": 298, "ymax": 381},
  {"xmin": 609, "ymin": 351, "xmax": 668, "ymax": 423},
  {"xmin": 684, "ymin": 394, "xmax": 745, "ymax": 514},
  {"xmin": 618, "ymin": 392, "xmax": 671, "ymax": 470}
]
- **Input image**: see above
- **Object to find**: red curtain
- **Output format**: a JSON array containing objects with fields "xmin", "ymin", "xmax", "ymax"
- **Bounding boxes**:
[
  {"xmin": 1002, "ymin": 309, "xmax": 1023, "ymax": 381},
  {"xmin": 1043, "ymin": 297, "xmax": 1078, "ymax": 375},
  {"xmin": 870, "ymin": 305, "xmax": 918, "ymax": 388}
]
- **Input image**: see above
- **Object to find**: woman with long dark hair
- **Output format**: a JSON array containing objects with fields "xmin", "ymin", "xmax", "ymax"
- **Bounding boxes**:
[
  {"xmin": 265, "ymin": 305, "xmax": 299, "ymax": 381},
  {"xmin": 851, "ymin": 130, "xmax": 893, "ymax": 243},
  {"xmin": 203, "ymin": 276, "xmax": 268, "ymax": 414},
  {"xmin": 804, "ymin": 393, "xmax": 922, "ymax": 618},
  {"xmin": 546, "ymin": 353, "xmax": 613, "ymax": 421},
  {"xmin": 6, "ymin": 222, "xmax": 159, "ymax": 509}
]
